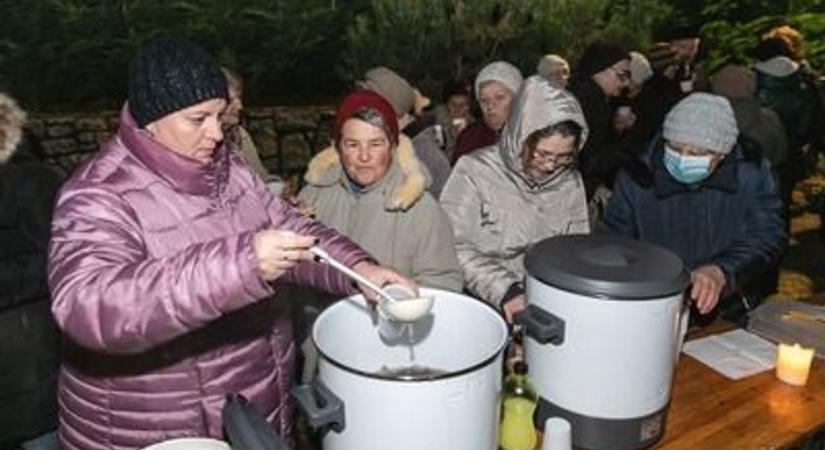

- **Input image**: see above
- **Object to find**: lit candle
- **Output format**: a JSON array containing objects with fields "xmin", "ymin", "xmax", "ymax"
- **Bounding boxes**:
[{"xmin": 776, "ymin": 343, "xmax": 815, "ymax": 386}]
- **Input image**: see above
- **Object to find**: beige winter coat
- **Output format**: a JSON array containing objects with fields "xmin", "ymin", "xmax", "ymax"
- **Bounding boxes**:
[
  {"xmin": 299, "ymin": 135, "xmax": 463, "ymax": 291},
  {"xmin": 439, "ymin": 76, "xmax": 591, "ymax": 305}
]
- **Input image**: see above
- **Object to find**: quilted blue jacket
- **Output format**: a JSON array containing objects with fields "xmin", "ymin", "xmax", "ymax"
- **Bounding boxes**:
[{"xmin": 601, "ymin": 138, "xmax": 786, "ymax": 302}]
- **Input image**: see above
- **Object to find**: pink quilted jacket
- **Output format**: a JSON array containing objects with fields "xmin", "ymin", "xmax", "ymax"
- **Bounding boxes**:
[{"xmin": 48, "ymin": 106, "xmax": 369, "ymax": 449}]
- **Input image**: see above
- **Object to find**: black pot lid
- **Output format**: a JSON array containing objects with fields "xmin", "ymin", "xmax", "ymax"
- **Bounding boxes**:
[{"xmin": 525, "ymin": 234, "xmax": 688, "ymax": 300}]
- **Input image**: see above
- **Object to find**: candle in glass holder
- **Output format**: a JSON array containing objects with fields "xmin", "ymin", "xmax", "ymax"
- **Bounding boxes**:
[{"xmin": 776, "ymin": 343, "xmax": 815, "ymax": 386}]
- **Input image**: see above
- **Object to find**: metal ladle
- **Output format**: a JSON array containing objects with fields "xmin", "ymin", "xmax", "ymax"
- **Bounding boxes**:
[{"xmin": 309, "ymin": 246, "xmax": 433, "ymax": 322}]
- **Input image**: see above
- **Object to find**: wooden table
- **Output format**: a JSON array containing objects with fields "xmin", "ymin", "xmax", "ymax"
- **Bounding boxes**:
[{"xmin": 650, "ymin": 324, "xmax": 825, "ymax": 450}]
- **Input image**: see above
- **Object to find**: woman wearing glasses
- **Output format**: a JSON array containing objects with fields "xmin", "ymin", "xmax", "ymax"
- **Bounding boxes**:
[
  {"xmin": 440, "ymin": 76, "xmax": 590, "ymax": 323},
  {"xmin": 569, "ymin": 41, "xmax": 632, "ymax": 201}
]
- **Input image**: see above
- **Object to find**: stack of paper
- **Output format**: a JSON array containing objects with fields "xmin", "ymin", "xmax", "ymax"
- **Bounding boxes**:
[{"xmin": 682, "ymin": 329, "xmax": 777, "ymax": 379}]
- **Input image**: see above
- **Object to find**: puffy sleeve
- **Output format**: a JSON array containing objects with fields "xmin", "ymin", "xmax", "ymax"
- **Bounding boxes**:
[
  {"xmin": 710, "ymin": 161, "xmax": 786, "ymax": 295},
  {"xmin": 49, "ymin": 173, "xmax": 371, "ymax": 355},
  {"xmin": 439, "ymin": 159, "xmax": 522, "ymax": 306},
  {"xmin": 251, "ymin": 166, "xmax": 373, "ymax": 291},
  {"xmin": 599, "ymin": 171, "xmax": 640, "ymax": 238},
  {"xmin": 48, "ymin": 183, "xmax": 274, "ymax": 354}
]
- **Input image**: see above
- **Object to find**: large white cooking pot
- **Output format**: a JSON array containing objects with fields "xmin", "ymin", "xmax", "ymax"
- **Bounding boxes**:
[
  {"xmin": 294, "ymin": 288, "xmax": 508, "ymax": 450},
  {"xmin": 520, "ymin": 235, "xmax": 688, "ymax": 450}
]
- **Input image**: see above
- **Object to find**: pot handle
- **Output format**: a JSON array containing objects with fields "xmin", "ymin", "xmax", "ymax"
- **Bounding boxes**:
[
  {"xmin": 516, "ymin": 304, "xmax": 565, "ymax": 345},
  {"xmin": 222, "ymin": 393, "xmax": 292, "ymax": 450},
  {"xmin": 291, "ymin": 379, "xmax": 346, "ymax": 434}
]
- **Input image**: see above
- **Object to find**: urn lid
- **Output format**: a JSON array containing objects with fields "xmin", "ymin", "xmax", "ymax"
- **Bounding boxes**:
[{"xmin": 525, "ymin": 234, "xmax": 688, "ymax": 299}]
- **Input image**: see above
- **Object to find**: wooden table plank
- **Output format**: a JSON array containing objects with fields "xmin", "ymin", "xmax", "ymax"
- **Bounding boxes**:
[
  {"xmin": 536, "ymin": 323, "xmax": 825, "ymax": 450},
  {"xmin": 650, "ymin": 328, "xmax": 825, "ymax": 450}
]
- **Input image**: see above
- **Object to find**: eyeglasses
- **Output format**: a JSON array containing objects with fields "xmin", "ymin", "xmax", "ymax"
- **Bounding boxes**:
[
  {"xmin": 610, "ymin": 67, "xmax": 632, "ymax": 83},
  {"xmin": 532, "ymin": 149, "xmax": 576, "ymax": 166}
]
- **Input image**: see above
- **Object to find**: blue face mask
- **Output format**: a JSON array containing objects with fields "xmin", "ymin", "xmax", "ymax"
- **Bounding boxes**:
[{"xmin": 663, "ymin": 145, "xmax": 713, "ymax": 184}]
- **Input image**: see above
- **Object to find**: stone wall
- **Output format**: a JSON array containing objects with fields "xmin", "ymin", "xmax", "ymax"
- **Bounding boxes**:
[{"xmin": 29, "ymin": 105, "xmax": 336, "ymax": 181}]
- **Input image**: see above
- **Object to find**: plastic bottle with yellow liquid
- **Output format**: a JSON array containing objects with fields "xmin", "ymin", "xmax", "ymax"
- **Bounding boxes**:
[{"xmin": 499, "ymin": 361, "xmax": 538, "ymax": 450}]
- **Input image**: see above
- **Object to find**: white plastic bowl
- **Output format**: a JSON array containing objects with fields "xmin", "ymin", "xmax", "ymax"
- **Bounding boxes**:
[{"xmin": 141, "ymin": 438, "xmax": 231, "ymax": 450}]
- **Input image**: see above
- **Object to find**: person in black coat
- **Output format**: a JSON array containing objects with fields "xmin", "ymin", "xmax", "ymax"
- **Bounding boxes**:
[
  {"xmin": 631, "ymin": 23, "xmax": 703, "ymax": 149},
  {"xmin": 568, "ymin": 41, "xmax": 631, "ymax": 199},
  {"xmin": 601, "ymin": 93, "xmax": 785, "ymax": 326},
  {"xmin": 0, "ymin": 93, "xmax": 62, "ymax": 449}
]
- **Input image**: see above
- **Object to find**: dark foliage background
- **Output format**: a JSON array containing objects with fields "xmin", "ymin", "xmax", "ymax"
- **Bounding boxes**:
[{"xmin": 0, "ymin": 0, "xmax": 822, "ymax": 111}]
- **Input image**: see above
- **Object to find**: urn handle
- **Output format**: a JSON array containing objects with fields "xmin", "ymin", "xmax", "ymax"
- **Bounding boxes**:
[
  {"xmin": 517, "ymin": 304, "xmax": 565, "ymax": 345},
  {"xmin": 292, "ymin": 379, "xmax": 346, "ymax": 434}
]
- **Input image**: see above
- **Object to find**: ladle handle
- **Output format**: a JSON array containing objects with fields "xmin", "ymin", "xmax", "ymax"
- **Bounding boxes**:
[{"xmin": 310, "ymin": 247, "xmax": 397, "ymax": 304}]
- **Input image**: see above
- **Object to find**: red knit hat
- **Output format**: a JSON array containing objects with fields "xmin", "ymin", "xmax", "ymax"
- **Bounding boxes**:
[{"xmin": 334, "ymin": 90, "xmax": 399, "ymax": 144}]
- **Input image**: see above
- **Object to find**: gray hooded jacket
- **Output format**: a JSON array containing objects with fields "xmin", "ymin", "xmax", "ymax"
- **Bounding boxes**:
[{"xmin": 439, "ymin": 76, "xmax": 591, "ymax": 305}]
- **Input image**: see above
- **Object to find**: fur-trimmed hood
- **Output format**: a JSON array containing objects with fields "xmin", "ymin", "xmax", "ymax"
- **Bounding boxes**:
[
  {"xmin": 0, "ymin": 93, "xmax": 27, "ymax": 165},
  {"xmin": 303, "ymin": 134, "xmax": 428, "ymax": 211}
]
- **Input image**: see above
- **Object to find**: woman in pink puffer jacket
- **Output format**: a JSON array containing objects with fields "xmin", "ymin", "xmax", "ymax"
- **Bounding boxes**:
[{"xmin": 47, "ymin": 37, "xmax": 413, "ymax": 450}]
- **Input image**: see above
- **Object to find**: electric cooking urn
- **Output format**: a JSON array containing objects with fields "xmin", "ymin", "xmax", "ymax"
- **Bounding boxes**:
[{"xmin": 521, "ymin": 234, "xmax": 688, "ymax": 450}]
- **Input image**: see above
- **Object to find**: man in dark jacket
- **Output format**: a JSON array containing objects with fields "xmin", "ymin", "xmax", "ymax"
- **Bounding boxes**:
[
  {"xmin": 631, "ymin": 23, "xmax": 702, "ymax": 149},
  {"xmin": 569, "ymin": 41, "xmax": 631, "ymax": 199},
  {"xmin": 0, "ymin": 93, "xmax": 62, "ymax": 449},
  {"xmin": 601, "ymin": 93, "xmax": 785, "ymax": 325},
  {"xmin": 711, "ymin": 64, "xmax": 790, "ymax": 228},
  {"xmin": 753, "ymin": 36, "xmax": 820, "ymax": 166}
]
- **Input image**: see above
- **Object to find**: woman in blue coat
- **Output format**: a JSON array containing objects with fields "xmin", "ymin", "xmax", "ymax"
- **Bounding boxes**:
[{"xmin": 601, "ymin": 93, "xmax": 786, "ymax": 324}]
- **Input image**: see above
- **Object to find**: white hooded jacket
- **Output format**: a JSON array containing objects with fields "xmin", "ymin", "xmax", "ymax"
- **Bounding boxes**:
[{"xmin": 440, "ymin": 76, "xmax": 591, "ymax": 305}]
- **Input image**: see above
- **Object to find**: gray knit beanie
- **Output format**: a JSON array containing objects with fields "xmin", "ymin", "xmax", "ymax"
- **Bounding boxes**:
[
  {"xmin": 128, "ymin": 37, "xmax": 228, "ymax": 128},
  {"xmin": 359, "ymin": 66, "xmax": 415, "ymax": 117},
  {"xmin": 663, "ymin": 93, "xmax": 739, "ymax": 154},
  {"xmin": 475, "ymin": 61, "xmax": 523, "ymax": 99}
]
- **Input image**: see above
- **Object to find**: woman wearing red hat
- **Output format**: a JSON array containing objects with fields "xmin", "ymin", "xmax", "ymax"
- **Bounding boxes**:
[
  {"xmin": 295, "ymin": 90, "xmax": 462, "ymax": 381},
  {"xmin": 299, "ymin": 90, "xmax": 461, "ymax": 294}
]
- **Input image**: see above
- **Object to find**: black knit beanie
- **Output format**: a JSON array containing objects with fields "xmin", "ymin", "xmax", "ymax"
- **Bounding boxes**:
[
  {"xmin": 575, "ymin": 41, "xmax": 630, "ymax": 79},
  {"xmin": 128, "ymin": 37, "xmax": 228, "ymax": 127}
]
